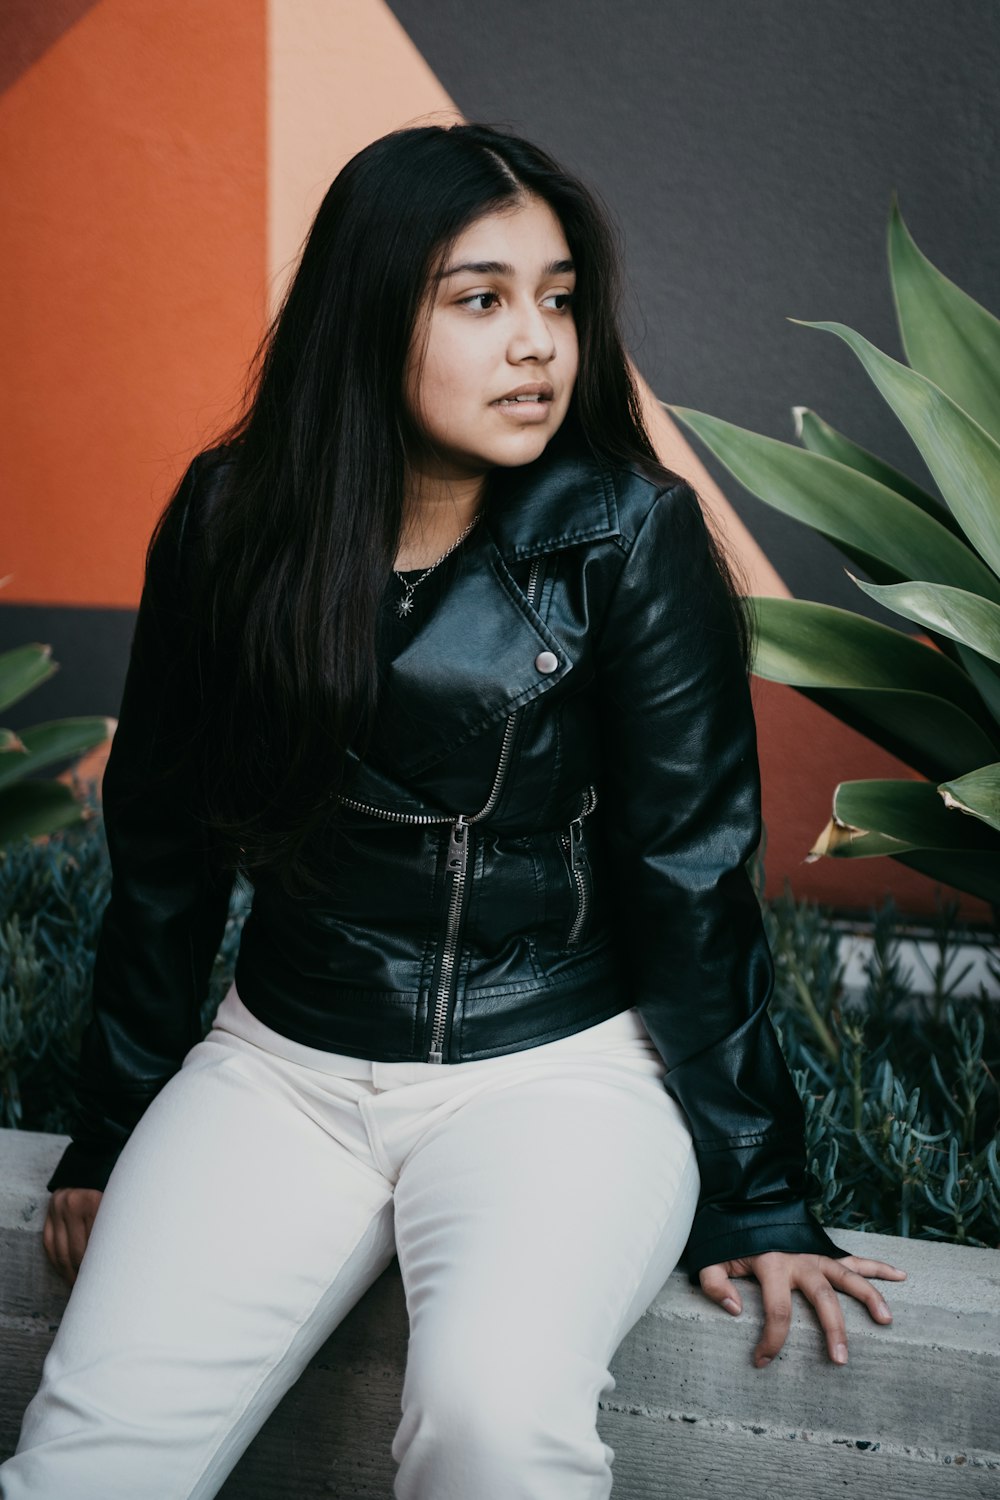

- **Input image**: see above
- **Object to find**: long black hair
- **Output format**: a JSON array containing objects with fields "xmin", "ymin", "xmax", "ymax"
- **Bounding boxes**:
[{"xmin": 147, "ymin": 120, "xmax": 753, "ymax": 898}]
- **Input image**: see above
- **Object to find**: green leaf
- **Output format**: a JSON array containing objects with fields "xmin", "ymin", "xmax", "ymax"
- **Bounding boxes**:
[
  {"xmin": 786, "ymin": 320, "xmax": 1000, "ymax": 580},
  {"xmin": 888, "ymin": 195, "xmax": 1000, "ymax": 448},
  {"xmin": 894, "ymin": 848, "xmax": 1000, "ymax": 907},
  {"xmin": 0, "ymin": 644, "xmax": 58, "ymax": 714},
  {"xmin": 793, "ymin": 405, "xmax": 959, "ymax": 533},
  {"xmin": 750, "ymin": 596, "xmax": 986, "ymax": 713},
  {"xmin": 751, "ymin": 597, "xmax": 999, "ymax": 778},
  {"xmin": 955, "ymin": 643, "xmax": 1000, "ymax": 727},
  {"xmin": 846, "ymin": 574, "xmax": 1000, "ymax": 665},
  {"xmin": 0, "ymin": 780, "xmax": 85, "ymax": 844},
  {"xmin": 794, "ymin": 685, "xmax": 996, "ymax": 783},
  {"xmin": 666, "ymin": 405, "xmax": 1000, "ymax": 602},
  {"xmin": 829, "ymin": 778, "xmax": 1000, "ymax": 852},
  {"xmin": 938, "ymin": 763, "xmax": 1000, "ymax": 834},
  {"xmin": 0, "ymin": 717, "xmax": 113, "ymax": 792}
]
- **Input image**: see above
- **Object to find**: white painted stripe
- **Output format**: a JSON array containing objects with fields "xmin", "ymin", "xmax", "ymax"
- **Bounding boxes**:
[{"xmin": 836, "ymin": 928, "xmax": 997, "ymax": 1001}]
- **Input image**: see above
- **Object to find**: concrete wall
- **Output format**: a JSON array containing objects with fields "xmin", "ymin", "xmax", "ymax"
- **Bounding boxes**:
[{"xmin": 2, "ymin": 1129, "xmax": 997, "ymax": 1497}]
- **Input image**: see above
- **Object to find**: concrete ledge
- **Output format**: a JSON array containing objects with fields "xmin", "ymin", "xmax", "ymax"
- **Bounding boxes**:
[{"xmin": 2, "ymin": 1127, "xmax": 997, "ymax": 1498}]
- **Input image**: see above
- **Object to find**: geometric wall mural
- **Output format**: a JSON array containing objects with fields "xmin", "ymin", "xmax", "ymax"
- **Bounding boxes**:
[{"xmin": 2, "ymin": 0, "xmax": 996, "ymax": 920}]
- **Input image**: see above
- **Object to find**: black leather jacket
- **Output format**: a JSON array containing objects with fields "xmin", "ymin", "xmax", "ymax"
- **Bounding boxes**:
[{"xmin": 48, "ymin": 424, "xmax": 847, "ymax": 1282}]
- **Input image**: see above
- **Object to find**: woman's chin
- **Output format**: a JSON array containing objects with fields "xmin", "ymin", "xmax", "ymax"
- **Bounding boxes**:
[{"xmin": 486, "ymin": 419, "xmax": 566, "ymax": 468}]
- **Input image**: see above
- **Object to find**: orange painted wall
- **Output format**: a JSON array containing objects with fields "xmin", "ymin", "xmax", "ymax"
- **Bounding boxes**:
[
  {"xmin": 0, "ymin": 0, "xmax": 991, "ymax": 924},
  {"xmin": 1, "ymin": 0, "xmax": 267, "ymax": 609},
  {"xmin": 752, "ymin": 678, "xmax": 993, "ymax": 920}
]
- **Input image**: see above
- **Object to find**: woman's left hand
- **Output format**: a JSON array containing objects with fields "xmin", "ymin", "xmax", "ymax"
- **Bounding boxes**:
[{"xmin": 698, "ymin": 1251, "xmax": 907, "ymax": 1367}]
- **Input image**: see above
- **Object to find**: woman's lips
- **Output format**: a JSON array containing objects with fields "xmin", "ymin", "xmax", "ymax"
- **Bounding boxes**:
[{"xmin": 491, "ymin": 396, "xmax": 553, "ymax": 422}]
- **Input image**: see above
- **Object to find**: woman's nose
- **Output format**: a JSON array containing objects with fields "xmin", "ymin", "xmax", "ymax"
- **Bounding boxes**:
[{"xmin": 507, "ymin": 301, "xmax": 556, "ymax": 361}]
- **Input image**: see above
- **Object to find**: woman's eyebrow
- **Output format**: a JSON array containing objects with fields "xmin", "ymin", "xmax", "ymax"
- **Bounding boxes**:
[{"xmin": 435, "ymin": 258, "xmax": 576, "ymax": 280}]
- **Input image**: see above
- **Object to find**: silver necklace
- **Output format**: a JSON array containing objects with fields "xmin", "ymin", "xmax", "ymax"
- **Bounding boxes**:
[{"xmin": 393, "ymin": 511, "xmax": 481, "ymax": 618}]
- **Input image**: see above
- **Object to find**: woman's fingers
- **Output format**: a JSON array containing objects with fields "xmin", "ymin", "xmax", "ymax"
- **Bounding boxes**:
[
  {"xmin": 43, "ymin": 1199, "xmax": 73, "ymax": 1285},
  {"xmin": 823, "ymin": 1259, "xmax": 897, "ymax": 1324},
  {"xmin": 748, "ymin": 1254, "xmax": 795, "ymax": 1366},
  {"xmin": 699, "ymin": 1251, "xmax": 909, "ymax": 1368},
  {"xmin": 756, "ymin": 1253, "xmax": 906, "ymax": 1367},
  {"xmin": 698, "ymin": 1262, "xmax": 744, "ymax": 1316},
  {"xmin": 67, "ymin": 1198, "xmax": 93, "ymax": 1275},
  {"xmin": 796, "ymin": 1272, "xmax": 851, "ymax": 1364},
  {"xmin": 836, "ymin": 1254, "xmax": 907, "ymax": 1282},
  {"xmin": 43, "ymin": 1189, "xmax": 104, "ymax": 1287}
]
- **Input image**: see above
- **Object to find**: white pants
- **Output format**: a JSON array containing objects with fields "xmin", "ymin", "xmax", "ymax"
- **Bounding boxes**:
[{"xmin": 1, "ymin": 983, "xmax": 700, "ymax": 1500}]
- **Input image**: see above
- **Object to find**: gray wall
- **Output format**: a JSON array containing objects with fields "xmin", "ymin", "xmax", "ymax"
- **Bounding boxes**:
[{"xmin": 387, "ymin": 0, "xmax": 1000, "ymax": 612}]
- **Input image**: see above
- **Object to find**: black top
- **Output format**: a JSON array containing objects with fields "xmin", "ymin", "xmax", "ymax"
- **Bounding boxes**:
[
  {"xmin": 363, "ymin": 536, "xmax": 484, "ymax": 778},
  {"xmin": 376, "ymin": 541, "xmax": 473, "ymax": 667}
]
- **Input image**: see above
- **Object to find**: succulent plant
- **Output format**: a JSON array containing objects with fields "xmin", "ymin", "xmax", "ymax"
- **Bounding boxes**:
[
  {"xmin": 0, "ymin": 593, "xmax": 112, "ymax": 846},
  {"xmin": 668, "ymin": 195, "xmax": 1000, "ymax": 906}
]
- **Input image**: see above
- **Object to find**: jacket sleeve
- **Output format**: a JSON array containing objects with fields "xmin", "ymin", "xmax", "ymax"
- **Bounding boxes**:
[
  {"xmin": 594, "ymin": 478, "xmax": 848, "ymax": 1282},
  {"xmin": 47, "ymin": 454, "xmax": 236, "ymax": 1194}
]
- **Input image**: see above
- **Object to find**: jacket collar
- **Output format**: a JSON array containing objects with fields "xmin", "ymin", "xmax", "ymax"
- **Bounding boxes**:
[
  {"xmin": 483, "ymin": 410, "xmax": 622, "ymax": 562},
  {"xmin": 346, "ymin": 417, "xmax": 625, "ymax": 790}
]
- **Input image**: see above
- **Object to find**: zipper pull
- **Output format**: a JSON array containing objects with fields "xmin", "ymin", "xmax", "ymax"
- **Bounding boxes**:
[
  {"xmin": 446, "ymin": 817, "xmax": 470, "ymax": 878},
  {"xmin": 568, "ymin": 816, "xmax": 586, "ymax": 868}
]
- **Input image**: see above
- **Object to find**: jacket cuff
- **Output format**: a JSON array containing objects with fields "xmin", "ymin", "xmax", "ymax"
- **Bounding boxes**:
[
  {"xmin": 46, "ymin": 1139, "xmax": 124, "ymax": 1194},
  {"xmin": 683, "ymin": 1200, "xmax": 851, "ymax": 1283}
]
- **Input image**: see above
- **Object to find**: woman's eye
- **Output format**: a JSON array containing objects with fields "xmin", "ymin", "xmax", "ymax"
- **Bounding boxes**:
[
  {"xmin": 456, "ymin": 290, "xmax": 575, "ymax": 313},
  {"xmin": 458, "ymin": 291, "xmax": 501, "ymax": 312}
]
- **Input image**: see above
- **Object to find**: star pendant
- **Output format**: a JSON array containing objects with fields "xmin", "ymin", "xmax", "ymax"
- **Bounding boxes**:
[{"xmin": 396, "ymin": 593, "xmax": 415, "ymax": 617}]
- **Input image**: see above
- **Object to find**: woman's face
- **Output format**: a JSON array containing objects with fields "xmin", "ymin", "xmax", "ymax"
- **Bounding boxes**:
[{"xmin": 403, "ymin": 194, "xmax": 579, "ymax": 485}]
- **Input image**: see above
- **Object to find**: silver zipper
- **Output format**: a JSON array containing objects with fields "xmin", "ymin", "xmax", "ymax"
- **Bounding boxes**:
[
  {"xmin": 559, "ymin": 784, "xmax": 598, "ymax": 946},
  {"xmin": 338, "ymin": 554, "xmax": 545, "ymax": 1062}
]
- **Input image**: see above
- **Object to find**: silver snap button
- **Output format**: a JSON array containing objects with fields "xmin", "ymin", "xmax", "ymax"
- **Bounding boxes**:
[{"xmin": 535, "ymin": 650, "xmax": 559, "ymax": 674}]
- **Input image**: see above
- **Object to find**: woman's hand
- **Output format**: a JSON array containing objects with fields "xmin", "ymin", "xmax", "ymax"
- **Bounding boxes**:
[
  {"xmin": 699, "ymin": 1250, "xmax": 907, "ymax": 1367},
  {"xmin": 43, "ymin": 1188, "xmax": 104, "ymax": 1288}
]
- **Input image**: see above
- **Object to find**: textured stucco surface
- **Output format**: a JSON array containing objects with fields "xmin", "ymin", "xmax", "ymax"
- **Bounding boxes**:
[
  {"xmin": 2, "ymin": 1127, "xmax": 997, "ymax": 1497},
  {"xmin": 385, "ymin": 0, "xmax": 1000, "ymax": 614}
]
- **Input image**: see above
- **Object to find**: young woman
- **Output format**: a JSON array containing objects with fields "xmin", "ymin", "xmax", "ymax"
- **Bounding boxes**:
[{"xmin": 1, "ymin": 121, "xmax": 904, "ymax": 1500}]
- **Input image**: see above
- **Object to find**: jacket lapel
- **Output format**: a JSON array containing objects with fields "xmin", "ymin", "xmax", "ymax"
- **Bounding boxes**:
[
  {"xmin": 359, "ymin": 421, "xmax": 622, "ymax": 781},
  {"xmin": 484, "ymin": 413, "xmax": 621, "ymax": 563}
]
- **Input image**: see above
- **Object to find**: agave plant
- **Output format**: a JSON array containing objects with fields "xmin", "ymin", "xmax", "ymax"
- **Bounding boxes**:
[
  {"xmin": 667, "ymin": 194, "xmax": 1000, "ymax": 907},
  {"xmin": 0, "ymin": 582, "xmax": 112, "ymax": 845}
]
